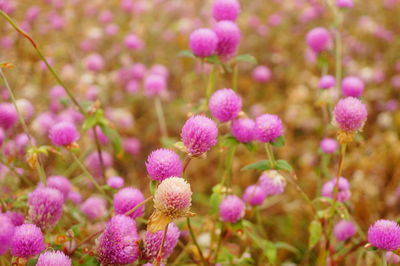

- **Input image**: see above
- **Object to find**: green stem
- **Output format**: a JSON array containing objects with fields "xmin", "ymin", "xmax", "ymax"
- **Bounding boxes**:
[
  {"xmin": 221, "ymin": 145, "xmax": 237, "ymax": 188},
  {"xmin": 214, "ymin": 222, "xmax": 224, "ymax": 262},
  {"xmin": 382, "ymin": 251, "xmax": 388, "ymax": 266},
  {"xmin": 92, "ymin": 126, "xmax": 107, "ymax": 183},
  {"xmin": 232, "ymin": 64, "xmax": 238, "ymax": 91},
  {"xmin": 265, "ymin": 143, "xmax": 276, "ymax": 168},
  {"xmin": 124, "ymin": 196, "xmax": 153, "ymax": 216},
  {"xmin": 186, "ymin": 217, "xmax": 207, "ymax": 266},
  {"xmin": 154, "ymin": 97, "xmax": 168, "ymax": 138},
  {"xmin": 155, "ymin": 223, "xmax": 169, "ymax": 266},
  {"xmin": 206, "ymin": 65, "xmax": 216, "ymax": 102}
]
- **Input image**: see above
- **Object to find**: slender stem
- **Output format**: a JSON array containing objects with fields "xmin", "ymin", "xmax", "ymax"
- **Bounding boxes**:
[
  {"xmin": 154, "ymin": 97, "xmax": 168, "ymax": 138},
  {"xmin": 284, "ymin": 172, "xmax": 317, "ymax": 215},
  {"xmin": 171, "ymin": 245, "xmax": 189, "ymax": 266},
  {"xmin": 155, "ymin": 223, "xmax": 169, "ymax": 266},
  {"xmin": 124, "ymin": 196, "xmax": 153, "ymax": 216},
  {"xmin": 221, "ymin": 145, "xmax": 236, "ymax": 188},
  {"xmin": 69, "ymin": 229, "xmax": 103, "ymax": 255},
  {"xmin": 382, "ymin": 251, "xmax": 388, "ymax": 266},
  {"xmin": 214, "ymin": 222, "xmax": 224, "ymax": 262},
  {"xmin": 92, "ymin": 126, "xmax": 106, "ymax": 183},
  {"xmin": 182, "ymin": 156, "xmax": 192, "ymax": 177},
  {"xmin": 206, "ymin": 65, "xmax": 216, "ymax": 102},
  {"xmin": 186, "ymin": 217, "xmax": 207, "ymax": 266},
  {"xmin": 232, "ymin": 64, "xmax": 238, "ymax": 91},
  {"xmin": 265, "ymin": 143, "xmax": 276, "ymax": 168}
]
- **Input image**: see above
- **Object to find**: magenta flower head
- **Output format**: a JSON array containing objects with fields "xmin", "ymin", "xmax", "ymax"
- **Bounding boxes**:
[
  {"xmin": 149, "ymin": 177, "xmax": 193, "ymax": 232},
  {"xmin": 85, "ymin": 151, "xmax": 113, "ymax": 178},
  {"xmin": 114, "ymin": 187, "xmax": 145, "ymax": 219},
  {"xmin": 252, "ymin": 65, "xmax": 272, "ymax": 83},
  {"xmin": 80, "ymin": 196, "xmax": 107, "ymax": 220},
  {"xmin": 254, "ymin": 114, "xmax": 283, "ymax": 143},
  {"xmin": 386, "ymin": 252, "xmax": 400, "ymax": 264},
  {"xmin": 124, "ymin": 34, "xmax": 143, "ymax": 50},
  {"xmin": 212, "ymin": 0, "xmax": 240, "ymax": 21},
  {"xmin": 368, "ymin": 220, "xmax": 400, "ymax": 251},
  {"xmin": 37, "ymin": 251, "xmax": 71, "ymax": 266},
  {"xmin": 47, "ymin": 175, "xmax": 72, "ymax": 198},
  {"xmin": 0, "ymin": 103, "xmax": 18, "ymax": 129},
  {"xmin": 219, "ymin": 195, "xmax": 245, "ymax": 223},
  {"xmin": 144, "ymin": 223, "xmax": 180, "ymax": 260},
  {"xmin": 0, "ymin": 215, "xmax": 15, "ymax": 255},
  {"xmin": 97, "ymin": 215, "xmax": 139, "ymax": 265},
  {"xmin": 107, "ymin": 176, "xmax": 124, "ymax": 189},
  {"xmin": 123, "ymin": 137, "xmax": 141, "ymax": 156},
  {"xmin": 85, "ymin": 53, "xmax": 104, "ymax": 72},
  {"xmin": 144, "ymin": 74, "xmax": 167, "ymax": 96},
  {"xmin": 342, "ymin": 76, "xmax": 364, "ymax": 97},
  {"xmin": 333, "ymin": 220, "xmax": 356, "ymax": 241},
  {"xmin": 231, "ymin": 118, "xmax": 255, "ymax": 143},
  {"xmin": 306, "ymin": 27, "xmax": 331, "ymax": 53},
  {"xmin": 67, "ymin": 191, "xmax": 82, "ymax": 204},
  {"xmin": 11, "ymin": 224, "xmax": 45, "ymax": 258},
  {"xmin": 0, "ymin": 128, "xmax": 4, "ymax": 146},
  {"xmin": 209, "ymin": 88, "xmax": 242, "ymax": 122},
  {"xmin": 337, "ymin": 0, "xmax": 353, "ymax": 8},
  {"xmin": 259, "ymin": 170, "xmax": 286, "ymax": 196},
  {"xmin": 16, "ymin": 99, "xmax": 34, "ymax": 121},
  {"xmin": 243, "ymin": 185, "xmax": 267, "ymax": 206},
  {"xmin": 146, "ymin": 148, "xmax": 183, "ymax": 181},
  {"xmin": 320, "ymin": 138, "xmax": 338, "ymax": 154},
  {"xmin": 28, "ymin": 187, "xmax": 64, "ymax": 230},
  {"xmin": 181, "ymin": 115, "xmax": 218, "ymax": 156},
  {"xmin": 49, "ymin": 121, "xmax": 79, "ymax": 147},
  {"xmin": 319, "ymin": 75, "xmax": 336, "ymax": 89},
  {"xmin": 214, "ymin": 20, "xmax": 241, "ymax": 60},
  {"xmin": 333, "ymin": 97, "xmax": 368, "ymax": 132},
  {"xmin": 4, "ymin": 211, "xmax": 24, "ymax": 226},
  {"xmin": 321, "ymin": 177, "xmax": 351, "ymax": 202},
  {"xmin": 189, "ymin": 28, "xmax": 218, "ymax": 58}
]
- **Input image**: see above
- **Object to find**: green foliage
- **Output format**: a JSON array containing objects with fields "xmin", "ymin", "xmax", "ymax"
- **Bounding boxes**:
[
  {"xmin": 233, "ymin": 54, "xmax": 258, "ymax": 65},
  {"xmin": 177, "ymin": 50, "xmax": 195, "ymax": 59},
  {"xmin": 241, "ymin": 160, "xmax": 273, "ymax": 171},
  {"xmin": 276, "ymin": 160, "xmax": 294, "ymax": 172},
  {"xmin": 149, "ymin": 180, "xmax": 157, "ymax": 195},
  {"xmin": 26, "ymin": 259, "xmax": 37, "ymax": 266},
  {"xmin": 271, "ymin": 136, "xmax": 285, "ymax": 147},
  {"xmin": 308, "ymin": 220, "xmax": 322, "ymax": 249}
]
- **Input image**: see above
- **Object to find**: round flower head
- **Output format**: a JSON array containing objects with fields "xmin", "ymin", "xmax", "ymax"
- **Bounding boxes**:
[
  {"xmin": 49, "ymin": 122, "xmax": 79, "ymax": 146},
  {"xmin": 321, "ymin": 177, "xmax": 351, "ymax": 202},
  {"xmin": 0, "ymin": 103, "xmax": 18, "ymax": 129},
  {"xmin": 306, "ymin": 27, "xmax": 331, "ymax": 53},
  {"xmin": 97, "ymin": 215, "xmax": 139, "ymax": 265},
  {"xmin": 15, "ymin": 99, "xmax": 34, "ymax": 121},
  {"xmin": 254, "ymin": 114, "xmax": 283, "ymax": 143},
  {"xmin": 189, "ymin": 28, "xmax": 218, "ymax": 57},
  {"xmin": 37, "ymin": 251, "xmax": 71, "ymax": 266},
  {"xmin": 4, "ymin": 211, "xmax": 24, "ymax": 226},
  {"xmin": 143, "ymin": 223, "xmax": 180, "ymax": 260},
  {"xmin": 368, "ymin": 220, "xmax": 400, "ymax": 251},
  {"xmin": 334, "ymin": 220, "xmax": 356, "ymax": 241},
  {"xmin": 146, "ymin": 148, "xmax": 183, "ymax": 181},
  {"xmin": 47, "ymin": 175, "xmax": 72, "ymax": 198},
  {"xmin": 144, "ymin": 74, "xmax": 167, "ymax": 96},
  {"xmin": 337, "ymin": 0, "xmax": 353, "ymax": 8},
  {"xmin": 219, "ymin": 195, "xmax": 245, "ymax": 223},
  {"xmin": 319, "ymin": 75, "xmax": 336, "ymax": 89},
  {"xmin": 320, "ymin": 138, "xmax": 338, "ymax": 154},
  {"xmin": 85, "ymin": 151, "xmax": 113, "ymax": 179},
  {"xmin": 181, "ymin": 115, "xmax": 218, "ymax": 156},
  {"xmin": 80, "ymin": 196, "xmax": 107, "ymax": 220},
  {"xmin": 149, "ymin": 177, "xmax": 193, "ymax": 232},
  {"xmin": 114, "ymin": 187, "xmax": 145, "ymax": 219},
  {"xmin": 386, "ymin": 252, "xmax": 400, "ymax": 264},
  {"xmin": 0, "ymin": 215, "xmax": 15, "ymax": 255},
  {"xmin": 259, "ymin": 170, "xmax": 286, "ymax": 196},
  {"xmin": 212, "ymin": 0, "xmax": 240, "ymax": 21},
  {"xmin": 252, "ymin": 65, "xmax": 272, "ymax": 83},
  {"xmin": 11, "ymin": 224, "xmax": 45, "ymax": 258},
  {"xmin": 124, "ymin": 34, "xmax": 143, "ymax": 50},
  {"xmin": 243, "ymin": 185, "xmax": 267, "ymax": 206},
  {"xmin": 107, "ymin": 176, "xmax": 124, "ymax": 189},
  {"xmin": 214, "ymin": 20, "xmax": 241, "ymax": 60},
  {"xmin": 342, "ymin": 76, "xmax": 364, "ymax": 97},
  {"xmin": 28, "ymin": 187, "xmax": 64, "ymax": 230},
  {"xmin": 209, "ymin": 88, "xmax": 242, "ymax": 122},
  {"xmin": 85, "ymin": 53, "xmax": 104, "ymax": 72},
  {"xmin": 0, "ymin": 128, "xmax": 4, "ymax": 146},
  {"xmin": 231, "ymin": 118, "xmax": 255, "ymax": 143},
  {"xmin": 333, "ymin": 97, "xmax": 368, "ymax": 132},
  {"xmin": 67, "ymin": 191, "xmax": 82, "ymax": 204},
  {"xmin": 123, "ymin": 137, "xmax": 141, "ymax": 156}
]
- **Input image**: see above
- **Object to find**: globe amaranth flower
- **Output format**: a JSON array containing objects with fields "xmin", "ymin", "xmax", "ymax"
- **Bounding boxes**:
[
  {"xmin": 37, "ymin": 251, "xmax": 71, "ymax": 266},
  {"xmin": 144, "ymin": 74, "xmax": 167, "ymax": 96},
  {"xmin": 181, "ymin": 115, "xmax": 218, "ymax": 156},
  {"xmin": 97, "ymin": 215, "xmax": 140, "ymax": 265},
  {"xmin": 146, "ymin": 149, "xmax": 183, "ymax": 181},
  {"xmin": 3, "ymin": 211, "xmax": 24, "ymax": 226},
  {"xmin": 306, "ymin": 27, "xmax": 331, "ymax": 53},
  {"xmin": 259, "ymin": 170, "xmax": 286, "ymax": 196},
  {"xmin": 231, "ymin": 118, "xmax": 255, "ymax": 143},
  {"xmin": 124, "ymin": 34, "xmax": 143, "ymax": 50},
  {"xmin": 252, "ymin": 65, "xmax": 272, "ymax": 83},
  {"xmin": 319, "ymin": 75, "xmax": 335, "ymax": 89},
  {"xmin": 333, "ymin": 97, "xmax": 367, "ymax": 132},
  {"xmin": 0, "ymin": 103, "xmax": 18, "ymax": 130},
  {"xmin": 386, "ymin": 252, "xmax": 400, "ymax": 264},
  {"xmin": 243, "ymin": 185, "xmax": 267, "ymax": 206},
  {"xmin": 80, "ymin": 196, "xmax": 107, "ymax": 220},
  {"xmin": 107, "ymin": 176, "xmax": 125, "ymax": 189},
  {"xmin": 11, "ymin": 224, "xmax": 45, "ymax": 258},
  {"xmin": 28, "ymin": 187, "xmax": 64, "ymax": 230},
  {"xmin": 219, "ymin": 195, "xmax": 245, "ymax": 223},
  {"xmin": 123, "ymin": 137, "xmax": 141, "ymax": 156},
  {"xmin": 47, "ymin": 175, "xmax": 72, "ymax": 198},
  {"xmin": 114, "ymin": 187, "xmax": 145, "ymax": 219},
  {"xmin": 148, "ymin": 177, "xmax": 193, "ymax": 232},
  {"xmin": 189, "ymin": 28, "xmax": 218, "ymax": 57},
  {"xmin": 254, "ymin": 114, "xmax": 283, "ymax": 143},
  {"xmin": 212, "ymin": 0, "xmax": 240, "ymax": 21},
  {"xmin": 368, "ymin": 220, "xmax": 400, "ymax": 251},
  {"xmin": 342, "ymin": 76, "xmax": 364, "ymax": 97},
  {"xmin": 214, "ymin": 20, "xmax": 241, "ymax": 60},
  {"xmin": 320, "ymin": 138, "xmax": 338, "ymax": 154},
  {"xmin": 67, "ymin": 191, "xmax": 82, "ymax": 204},
  {"xmin": 321, "ymin": 177, "xmax": 351, "ymax": 202},
  {"xmin": 143, "ymin": 223, "xmax": 180, "ymax": 260},
  {"xmin": 85, "ymin": 151, "xmax": 113, "ymax": 179},
  {"xmin": 337, "ymin": 0, "xmax": 353, "ymax": 8},
  {"xmin": 0, "ymin": 214, "xmax": 15, "ymax": 255},
  {"xmin": 209, "ymin": 88, "xmax": 242, "ymax": 122},
  {"xmin": 85, "ymin": 53, "xmax": 104, "ymax": 72},
  {"xmin": 333, "ymin": 220, "xmax": 356, "ymax": 241},
  {"xmin": 49, "ymin": 121, "xmax": 79, "ymax": 147},
  {"xmin": 15, "ymin": 99, "xmax": 34, "ymax": 121}
]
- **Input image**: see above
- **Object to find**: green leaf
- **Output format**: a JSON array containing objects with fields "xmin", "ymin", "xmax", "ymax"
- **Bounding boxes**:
[
  {"xmin": 244, "ymin": 142, "xmax": 256, "ymax": 152},
  {"xmin": 231, "ymin": 220, "xmax": 243, "ymax": 232},
  {"xmin": 317, "ymin": 54, "xmax": 328, "ymax": 69},
  {"xmin": 276, "ymin": 160, "xmax": 293, "ymax": 172},
  {"xmin": 234, "ymin": 54, "xmax": 258, "ymax": 64},
  {"xmin": 217, "ymin": 246, "xmax": 235, "ymax": 263},
  {"xmin": 71, "ymin": 224, "xmax": 81, "ymax": 237},
  {"xmin": 336, "ymin": 202, "xmax": 350, "ymax": 220},
  {"xmin": 221, "ymin": 135, "xmax": 240, "ymax": 148},
  {"xmin": 99, "ymin": 125, "xmax": 123, "ymax": 157},
  {"xmin": 177, "ymin": 50, "xmax": 195, "ymax": 59},
  {"xmin": 161, "ymin": 137, "xmax": 177, "ymax": 148},
  {"xmin": 308, "ymin": 220, "xmax": 322, "ymax": 249},
  {"xmin": 149, "ymin": 180, "xmax": 157, "ymax": 195},
  {"xmin": 27, "ymin": 259, "xmax": 37, "ymax": 266},
  {"xmin": 274, "ymin": 241, "xmax": 300, "ymax": 256},
  {"xmin": 81, "ymin": 255, "xmax": 100, "ymax": 266},
  {"xmin": 241, "ymin": 160, "xmax": 273, "ymax": 171},
  {"xmin": 264, "ymin": 241, "xmax": 278, "ymax": 265},
  {"xmin": 271, "ymin": 136, "xmax": 285, "ymax": 147},
  {"xmin": 210, "ymin": 192, "xmax": 221, "ymax": 215},
  {"xmin": 82, "ymin": 116, "xmax": 98, "ymax": 131},
  {"xmin": 205, "ymin": 55, "xmax": 222, "ymax": 65}
]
